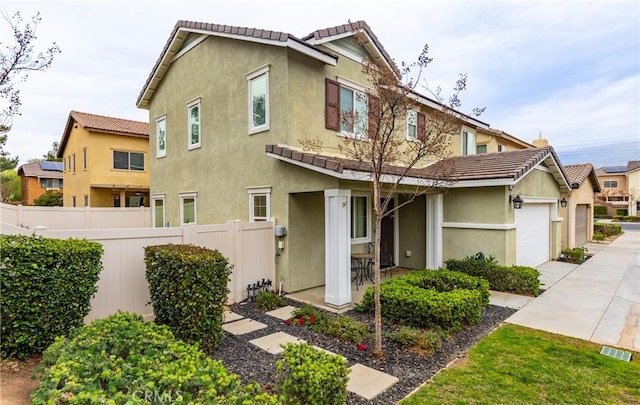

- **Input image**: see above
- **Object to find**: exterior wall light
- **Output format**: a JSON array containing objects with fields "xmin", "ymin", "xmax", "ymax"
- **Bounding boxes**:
[
  {"xmin": 510, "ymin": 194, "xmax": 524, "ymax": 209},
  {"xmin": 560, "ymin": 198, "xmax": 568, "ymax": 208}
]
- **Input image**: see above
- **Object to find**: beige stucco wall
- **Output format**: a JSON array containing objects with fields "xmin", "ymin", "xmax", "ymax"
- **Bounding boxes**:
[
  {"xmin": 61, "ymin": 126, "xmax": 149, "ymax": 207},
  {"xmin": 628, "ymin": 169, "xmax": 640, "ymax": 215},
  {"xmin": 398, "ymin": 194, "xmax": 426, "ymax": 269}
]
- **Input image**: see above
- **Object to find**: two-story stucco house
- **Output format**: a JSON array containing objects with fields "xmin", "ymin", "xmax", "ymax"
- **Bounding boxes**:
[
  {"xmin": 57, "ymin": 111, "xmax": 150, "ymax": 208},
  {"xmin": 595, "ymin": 161, "xmax": 640, "ymax": 216},
  {"xmin": 137, "ymin": 20, "xmax": 571, "ymax": 308}
]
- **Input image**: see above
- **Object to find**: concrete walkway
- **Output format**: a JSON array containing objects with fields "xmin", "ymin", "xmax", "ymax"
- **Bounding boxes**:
[{"xmin": 507, "ymin": 230, "xmax": 640, "ymax": 352}]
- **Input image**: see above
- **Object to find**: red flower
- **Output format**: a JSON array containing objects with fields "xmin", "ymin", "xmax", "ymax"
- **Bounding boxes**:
[
  {"xmin": 357, "ymin": 343, "xmax": 368, "ymax": 351},
  {"xmin": 309, "ymin": 315, "xmax": 316, "ymax": 324},
  {"xmin": 296, "ymin": 317, "xmax": 305, "ymax": 326},
  {"xmin": 285, "ymin": 319, "xmax": 291, "ymax": 325}
]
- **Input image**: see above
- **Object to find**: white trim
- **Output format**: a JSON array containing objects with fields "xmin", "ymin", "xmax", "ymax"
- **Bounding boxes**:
[
  {"xmin": 151, "ymin": 194, "xmax": 166, "ymax": 228},
  {"xmin": 306, "ymin": 31, "xmax": 354, "ymax": 45},
  {"xmin": 336, "ymin": 76, "xmax": 369, "ymax": 93},
  {"xmin": 323, "ymin": 42, "xmax": 365, "ymax": 65},
  {"xmin": 350, "ymin": 192, "xmax": 371, "ymax": 244},
  {"xmin": 461, "ymin": 127, "xmax": 476, "ymax": 156},
  {"xmin": 534, "ymin": 165, "xmax": 551, "ymax": 173},
  {"xmin": 408, "ymin": 92, "xmax": 490, "ymax": 129},
  {"xmin": 247, "ymin": 186, "xmax": 272, "ymax": 222},
  {"xmin": 187, "ymin": 98, "xmax": 202, "ymax": 150},
  {"xmin": 179, "ymin": 192, "xmax": 197, "ymax": 225},
  {"xmin": 442, "ymin": 222, "xmax": 516, "ymax": 230},
  {"xmin": 246, "ymin": 65, "xmax": 270, "ymax": 135},
  {"xmin": 286, "ymin": 39, "xmax": 337, "ymax": 66},
  {"xmin": 171, "ymin": 34, "xmax": 208, "ymax": 62},
  {"xmin": 155, "ymin": 115, "xmax": 167, "ymax": 158}
]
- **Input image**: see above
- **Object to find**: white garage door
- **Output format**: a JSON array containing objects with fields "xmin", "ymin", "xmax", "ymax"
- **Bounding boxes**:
[{"xmin": 515, "ymin": 204, "xmax": 550, "ymax": 267}]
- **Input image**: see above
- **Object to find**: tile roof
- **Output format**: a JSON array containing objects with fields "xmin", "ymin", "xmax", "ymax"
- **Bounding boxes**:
[
  {"xmin": 266, "ymin": 145, "xmax": 570, "ymax": 190},
  {"xmin": 562, "ymin": 163, "xmax": 601, "ymax": 192},
  {"xmin": 482, "ymin": 128, "xmax": 535, "ymax": 148},
  {"xmin": 58, "ymin": 111, "xmax": 149, "ymax": 157},
  {"xmin": 302, "ymin": 20, "xmax": 395, "ymax": 72},
  {"xmin": 70, "ymin": 111, "xmax": 149, "ymax": 136},
  {"xmin": 627, "ymin": 160, "xmax": 640, "ymax": 172},
  {"xmin": 17, "ymin": 161, "xmax": 63, "ymax": 179}
]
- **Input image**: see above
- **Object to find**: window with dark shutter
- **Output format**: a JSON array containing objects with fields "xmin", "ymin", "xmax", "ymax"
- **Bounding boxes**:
[
  {"xmin": 417, "ymin": 112, "xmax": 426, "ymax": 141},
  {"xmin": 325, "ymin": 79, "xmax": 340, "ymax": 131}
]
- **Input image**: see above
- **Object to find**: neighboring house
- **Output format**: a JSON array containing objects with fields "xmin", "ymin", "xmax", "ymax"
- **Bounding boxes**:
[
  {"xmin": 473, "ymin": 128, "xmax": 534, "ymax": 155},
  {"xmin": 137, "ymin": 20, "xmax": 571, "ymax": 308},
  {"xmin": 594, "ymin": 161, "xmax": 640, "ymax": 216},
  {"xmin": 57, "ymin": 111, "xmax": 150, "ymax": 208},
  {"xmin": 560, "ymin": 163, "xmax": 601, "ymax": 249},
  {"xmin": 17, "ymin": 160, "xmax": 63, "ymax": 205}
]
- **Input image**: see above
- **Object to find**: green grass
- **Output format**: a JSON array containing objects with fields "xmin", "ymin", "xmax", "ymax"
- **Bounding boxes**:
[{"xmin": 401, "ymin": 324, "xmax": 640, "ymax": 404}]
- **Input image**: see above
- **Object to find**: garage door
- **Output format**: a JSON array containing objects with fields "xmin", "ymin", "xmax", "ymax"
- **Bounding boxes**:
[
  {"xmin": 515, "ymin": 204, "xmax": 550, "ymax": 267},
  {"xmin": 575, "ymin": 204, "xmax": 588, "ymax": 246}
]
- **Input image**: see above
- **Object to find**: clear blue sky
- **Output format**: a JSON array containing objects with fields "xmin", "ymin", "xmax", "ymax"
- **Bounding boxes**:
[{"xmin": 2, "ymin": 0, "xmax": 639, "ymax": 168}]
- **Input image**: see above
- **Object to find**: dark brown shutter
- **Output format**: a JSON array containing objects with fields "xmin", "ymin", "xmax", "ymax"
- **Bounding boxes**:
[
  {"xmin": 325, "ymin": 79, "xmax": 340, "ymax": 131},
  {"xmin": 368, "ymin": 95, "xmax": 380, "ymax": 138},
  {"xmin": 417, "ymin": 112, "xmax": 426, "ymax": 141}
]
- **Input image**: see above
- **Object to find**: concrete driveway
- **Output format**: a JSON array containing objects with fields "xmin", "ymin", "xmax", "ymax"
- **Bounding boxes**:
[{"xmin": 506, "ymin": 229, "xmax": 640, "ymax": 352}]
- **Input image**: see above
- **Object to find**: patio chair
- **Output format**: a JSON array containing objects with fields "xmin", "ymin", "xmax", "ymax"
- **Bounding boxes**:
[{"xmin": 368, "ymin": 243, "xmax": 395, "ymax": 277}]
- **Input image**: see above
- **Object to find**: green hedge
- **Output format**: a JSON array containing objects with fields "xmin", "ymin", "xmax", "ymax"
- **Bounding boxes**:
[
  {"xmin": 358, "ymin": 270, "xmax": 489, "ymax": 331},
  {"xmin": 445, "ymin": 257, "xmax": 540, "ymax": 296},
  {"xmin": 594, "ymin": 222, "xmax": 623, "ymax": 236},
  {"xmin": 33, "ymin": 312, "xmax": 279, "ymax": 404},
  {"xmin": 0, "ymin": 235, "xmax": 103, "ymax": 359},
  {"xmin": 144, "ymin": 244, "xmax": 231, "ymax": 353},
  {"xmin": 594, "ymin": 205, "xmax": 607, "ymax": 216},
  {"xmin": 561, "ymin": 247, "xmax": 587, "ymax": 264},
  {"xmin": 276, "ymin": 343, "xmax": 350, "ymax": 405},
  {"xmin": 613, "ymin": 215, "xmax": 640, "ymax": 222}
]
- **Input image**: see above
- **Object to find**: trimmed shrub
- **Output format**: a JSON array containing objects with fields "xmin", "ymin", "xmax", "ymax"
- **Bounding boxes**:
[
  {"xmin": 623, "ymin": 215, "xmax": 640, "ymax": 222},
  {"xmin": 386, "ymin": 326, "xmax": 448, "ymax": 355},
  {"xmin": 326, "ymin": 315, "xmax": 369, "ymax": 344},
  {"xmin": 32, "ymin": 312, "xmax": 279, "ymax": 404},
  {"xmin": 613, "ymin": 215, "xmax": 624, "ymax": 221},
  {"xmin": 616, "ymin": 209, "xmax": 628, "ymax": 216},
  {"xmin": 255, "ymin": 290, "xmax": 285, "ymax": 312},
  {"xmin": 276, "ymin": 343, "xmax": 349, "ymax": 405},
  {"xmin": 358, "ymin": 270, "xmax": 489, "ymax": 331},
  {"xmin": 594, "ymin": 222, "xmax": 623, "ymax": 236},
  {"xmin": 594, "ymin": 214, "xmax": 612, "ymax": 219},
  {"xmin": 32, "ymin": 190, "xmax": 63, "ymax": 206},
  {"xmin": 561, "ymin": 247, "xmax": 587, "ymax": 264},
  {"xmin": 144, "ymin": 244, "xmax": 231, "ymax": 352},
  {"xmin": 592, "ymin": 232, "xmax": 607, "ymax": 242},
  {"xmin": 1, "ymin": 235, "xmax": 103, "ymax": 359},
  {"xmin": 445, "ymin": 256, "xmax": 540, "ymax": 296},
  {"xmin": 594, "ymin": 205, "xmax": 607, "ymax": 216}
]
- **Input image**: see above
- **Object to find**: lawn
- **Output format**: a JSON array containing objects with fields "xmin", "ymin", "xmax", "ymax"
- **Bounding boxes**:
[{"xmin": 401, "ymin": 324, "xmax": 640, "ymax": 404}]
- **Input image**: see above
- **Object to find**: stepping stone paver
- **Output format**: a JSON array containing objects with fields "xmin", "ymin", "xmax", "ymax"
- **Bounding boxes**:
[
  {"xmin": 265, "ymin": 305, "xmax": 297, "ymax": 320},
  {"xmin": 347, "ymin": 363, "xmax": 399, "ymax": 400},
  {"xmin": 223, "ymin": 310, "xmax": 244, "ymax": 323},
  {"xmin": 222, "ymin": 318, "xmax": 267, "ymax": 335},
  {"xmin": 249, "ymin": 331, "xmax": 305, "ymax": 354},
  {"xmin": 312, "ymin": 346, "xmax": 346, "ymax": 360}
]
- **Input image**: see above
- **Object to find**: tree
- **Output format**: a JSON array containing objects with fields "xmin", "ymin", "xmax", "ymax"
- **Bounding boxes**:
[
  {"xmin": 0, "ymin": 169, "xmax": 21, "ymax": 202},
  {"xmin": 0, "ymin": 133, "xmax": 18, "ymax": 170},
  {"xmin": 32, "ymin": 189, "xmax": 62, "ymax": 206},
  {"xmin": 335, "ymin": 23, "xmax": 483, "ymax": 357},
  {"xmin": 42, "ymin": 141, "xmax": 61, "ymax": 161},
  {"xmin": 1, "ymin": 11, "xmax": 61, "ymax": 129}
]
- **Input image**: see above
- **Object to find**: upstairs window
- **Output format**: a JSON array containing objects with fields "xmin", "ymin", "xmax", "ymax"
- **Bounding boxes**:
[
  {"xmin": 476, "ymin": 144, "xmax": 488, "ymax": 154},
  {"xmin": 498, "ymin": 144, "xmax": 506, "ymax": 152},
  {"xmin": 247, "ymin": 65, "xmax": 270, "ymax": 134},
  {"xmin": 604, "ymin": 180, "xmax": 618, "ymax": 188},
  {"xmin": 407, "ymin": 110, "xmax": 425, "ymax": 141},
  {"xmin": 83, "ymin": 148, "xmax": 87, "ymax": 170},
  {"xmin": 461, "ymin": 130, "xmax": 476, "ymax": 156},
  {"xmin": 113, "ymin": 151, "xmax": 144, "ymax": 171},
  {"xmin": 187, "ymin": 99, "xmax": 201, "ymax": 150},
  {"xmin": 325, "ymin": 78, "xmax": 375, "ymax": 139},
  {"xmin": 156, "ymin": 115, "xmax": 167, "ymax": 158}
]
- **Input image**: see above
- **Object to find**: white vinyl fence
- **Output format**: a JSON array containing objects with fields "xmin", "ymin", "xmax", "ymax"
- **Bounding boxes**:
[
  {"xmin": 0, "ymin": 203, "xmax": 151, "ymax": 229},
  {"xmin": 0, "ymin": 220, "xmax": 276, "ymax": 323}
]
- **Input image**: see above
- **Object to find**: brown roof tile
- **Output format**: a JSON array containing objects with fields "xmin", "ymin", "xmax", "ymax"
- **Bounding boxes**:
[
  {"xmin": 70, "ymin": 111, "xmax": 149, "ymax": 136},
  {"xmin": 627, "ymin": 160, "xmax": 640, "ymax": 172},
  {"xmin": 562, "ymin": 163, "xmax": 600, "ymax": 191},
  {"xmin": 17, "ymin": 161, "xmax": 63, "ymax": 179}
]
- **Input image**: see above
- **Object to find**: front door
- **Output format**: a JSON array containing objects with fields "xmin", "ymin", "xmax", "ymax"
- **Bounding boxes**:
[{"xmin": 380, "ymin": 198, "xmax": 395, "ymax": 262}]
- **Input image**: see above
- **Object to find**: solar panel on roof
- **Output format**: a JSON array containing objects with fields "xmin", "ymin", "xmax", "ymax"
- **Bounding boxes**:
[
  {"xmin": 39, "ymin": 161, "xmax": 63, "ymax": 171},
  {"xmin": 603, "ymin": 166, "xmax": 627, "ymax": 173}
]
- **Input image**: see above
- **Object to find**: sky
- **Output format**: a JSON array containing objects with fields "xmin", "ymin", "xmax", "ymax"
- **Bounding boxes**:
[{"xmin": 1, "ymin": 0, "xmax": 639, "ymax": 169}]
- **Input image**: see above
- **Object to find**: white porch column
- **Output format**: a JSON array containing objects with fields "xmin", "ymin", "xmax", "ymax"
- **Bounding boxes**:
[
  {"xmin": 324, "ymin": 189, "xmax": 351, "ymax": 309},
  {"xmin": 426, "ymin": 194, "xmax": 443, "ymax": 268}
]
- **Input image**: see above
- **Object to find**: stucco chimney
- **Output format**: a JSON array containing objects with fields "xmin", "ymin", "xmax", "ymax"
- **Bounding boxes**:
[{"xmin": 532, "ymin": 131, "xmax": 549, "ymax": 147}]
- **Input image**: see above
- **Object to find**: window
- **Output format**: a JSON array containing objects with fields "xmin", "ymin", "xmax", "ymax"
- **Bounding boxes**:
[
  {"xmin": 84, "ymin": 195, "xmax": 88, "ymax": 207},
  {"xmin": 350, "ymin": 195, "xmax": 370, "ymax": 242},
  {"xmin": 604, "ymin": 180, "xmax": 618, "ymax": 188},
  {"xmin": 156, "ymin": 116, "xmax": 167, "ymax": 158},
  {"xmin": 187, "ymin": 99, "xmax": 201, "ymax": 149},
  {"xmin": 325, "ymin": 79, "xmax": 371, "ymax": 138},
  {"xmin": 476, "ymin": 144, "xmax": 487, "ymax": 154},
  {"xmin": 407, "ymin": 110, "xmax": 417, "ymax": 140},
  {"xmin": 72, "ymin": 196, "xmax": 77, "ymax": 207},
  {"xmin": 498, "ymin": 144, "xmax": 506, "ymax": 152},
  {"xmin": 40, "ymin": 178, "xmax": 62, "ymax": 189},
  {"xmin": 152, "ymin": 195, "xmax": 166, "ymax": 228},
  {"xmin": 248, "ymin": 187, "xmax": 271, "ymax": 222},
  {"xmin": 461, "ymin": 130, "xmax": 476, "ymax": 155},
  {"xmin": 113, "ymin": 151, "xmax": 145, "ymax": 171},
  {"xmin": 63, "ymin": 159, "xmax": 66, "ymax": 172},
  {"xmin": 126, "ymin": 195, "xmax": 144, "ymax": 207},
  {"xmin": 72, "ymin": 153, "xmax": 76, "ymax": 172},
  {"xmin": 83, "ymin": 148, "xmax": 87, "ymax": 170},
  {"xmin": 113, "ymin": 195, "xmax": 121, "ymax": 207},
  {"xmin": 180, "ymin": 193, "xmax": 197, "ymax": 224},
  {"xmin": 247, "ymin": 65, "xmax": 270, "ymax": 134}
]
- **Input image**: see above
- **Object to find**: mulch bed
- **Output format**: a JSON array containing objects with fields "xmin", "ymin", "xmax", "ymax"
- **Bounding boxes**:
[{"xmin": 214, "ymin": 298, "xmax": 516, "ymax": 404}]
